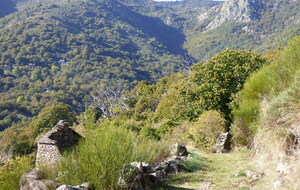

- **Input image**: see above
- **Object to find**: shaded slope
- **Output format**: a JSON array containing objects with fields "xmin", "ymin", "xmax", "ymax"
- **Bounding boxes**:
[{"xmin": 0, "ymin": 0, "xmax": 17, "ymax": 18}]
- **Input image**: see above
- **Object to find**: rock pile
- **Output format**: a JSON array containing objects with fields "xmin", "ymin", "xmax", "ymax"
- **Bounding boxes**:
[
  {"xmin": 119, "ymin": 144, "xmax": 189, "ymax": 190},
  {"xmin": 20, "ymin": 169, "xmax": 90, "ymax": 190},
  {"xmin": 56, "ymin": 182, "xmax": 90, "ymax": 190},
  {"xmin": 212, "ymin": 132, "xmax": 230, "ymax": 153},
  {"xmin": 20, "ymin": 169, "xmax": 59, "ymax": 190}
]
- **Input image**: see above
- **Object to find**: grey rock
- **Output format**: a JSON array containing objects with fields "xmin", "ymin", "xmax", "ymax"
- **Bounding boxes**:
[
  {"xmin": 119, "ymin": 145, "xmax": 189, "ymax": 189},
  {"xmin": 20, "ymin": 169, "xmax": 58, "ymax": 190},
  {"xmin": 245, "ymin": 170, "xmax": 263, "ymax": 183},
  {"xmin": 199, "ymin": 0, "xmax": 265, "ymax": 30},
  {"xmin": 212, "ymin": 132, "xmax": 230, "ymax": 153},
  {"xmin": 56, "ymin": 182, "xmax": 90, "ymax": 190},
  {"xmin": 176, "ymin": 144, "xmax": 188, "ymax": 156}
]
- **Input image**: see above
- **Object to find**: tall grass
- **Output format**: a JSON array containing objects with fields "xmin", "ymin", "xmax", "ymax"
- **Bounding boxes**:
[
  {"xmin": 58, "ymin": 125, "xmax": 170, "ymax": 189},
  {"xmin": 247, "ymin": 74, "xmax": 300, "ymax": 188},
  {"xmin": 232, "ymin": 36, "xmax": 300, "ymax": 146}
]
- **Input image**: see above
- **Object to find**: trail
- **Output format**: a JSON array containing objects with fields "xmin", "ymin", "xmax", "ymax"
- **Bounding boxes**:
[{"xmin": 157, "ymin": 146, "xmax": 268, "ymax": 190}]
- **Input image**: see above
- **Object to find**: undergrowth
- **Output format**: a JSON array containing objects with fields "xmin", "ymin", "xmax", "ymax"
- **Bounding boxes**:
[
  {"xmin": 56, "ymin": 123, "xmax": 170, "ymax": 190},
  {"xmin": 232, "ymin": 36, "xmax": 300, "ymax": 146}
]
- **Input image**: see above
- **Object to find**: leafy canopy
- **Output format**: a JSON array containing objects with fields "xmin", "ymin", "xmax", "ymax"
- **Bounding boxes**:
[{"xmin": 191, "ymin": 49, "xmax": 266, "ymax": 119}]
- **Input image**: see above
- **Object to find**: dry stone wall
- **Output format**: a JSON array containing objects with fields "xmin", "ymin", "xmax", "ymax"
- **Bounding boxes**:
[{"xmin": 36, "ymin": 120, "xmax": 82, "ymax": 168}]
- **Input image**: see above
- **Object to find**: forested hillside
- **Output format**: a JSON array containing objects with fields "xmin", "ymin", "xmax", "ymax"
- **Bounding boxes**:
[
  {"xmin": 185, "ymin": 0, "xmax": 300, "ymax": 60},
  {"xmin": 0, "ymin": 0, "xmax": 195, "ymax": 130},
  {"xmin": 1, "ymin": 0, "xmax": 300, "ymax": 131}
]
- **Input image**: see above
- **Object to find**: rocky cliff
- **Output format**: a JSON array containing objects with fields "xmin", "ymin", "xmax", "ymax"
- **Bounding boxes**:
[{"xmin": 199, "ymin": 0, "xmax": 265, "ymax": 30}]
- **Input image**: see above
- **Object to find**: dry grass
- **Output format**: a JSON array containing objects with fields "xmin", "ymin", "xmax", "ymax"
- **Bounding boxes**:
[{"xmin": 251, "ymin": 75, "xmax": 300, "ymax": 189}]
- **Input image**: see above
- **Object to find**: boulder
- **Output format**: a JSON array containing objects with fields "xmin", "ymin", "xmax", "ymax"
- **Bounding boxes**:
[
  {"xmin": 119, "ymin": 146, "xmax": 189, "ymax": 189},
  {"xmin": 211, "ymin": 132, "xmax": 230, "ymax": 153},
  {"xmin": 56, "ymin": 182, "xmax": 90, "ymax": 190},
  {"xmin": 149, "ymin": 170, "xmax": 165, "ymax": 183},
  {"xmin": 118, "ymin": 162, "xmax": 151, "ymax": 190},
  {"xmin": 176, "ymin": 144, "xmax": 188, "ymax": 156},
  {"xmin": 20, "ymin": 169, "xmax": 58, "ymax": 190}
]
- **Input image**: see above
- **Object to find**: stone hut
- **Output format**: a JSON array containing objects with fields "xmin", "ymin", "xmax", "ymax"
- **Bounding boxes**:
[{"xmin": 36, "ymin": 120, "xmax": 82, "ymax": 168}]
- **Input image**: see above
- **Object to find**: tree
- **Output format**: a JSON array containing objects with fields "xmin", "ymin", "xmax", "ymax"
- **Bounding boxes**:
[
  {"xmin": 32, "ymin": 103, "xmax": 76, "ymax": 133},
  {"xmin": 191, "ymin": 49, "xmax": 266, "ymax": 120},
  {"xmin": 12, "ymin": 66, "xmax": 22, "ymax": 77},
  {"xmin": 189, "ymin": 110, "xmax": 226, "ymax": 150},
  {"xmin": 30, "ymin": 67, "xmax": 42, "ymax": 80},
  {"xmin": 0, "ymin": 66, "xmax": 4, "ymax": 76},
  {"xmin": 90, "ymin": 79, "xmax": 128, "ymax": 118}
]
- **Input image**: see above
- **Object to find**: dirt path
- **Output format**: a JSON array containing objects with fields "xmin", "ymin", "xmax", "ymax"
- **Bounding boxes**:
[{"xmin": 157, "ymin": 146, "xmax": 267, "ymax": 190}]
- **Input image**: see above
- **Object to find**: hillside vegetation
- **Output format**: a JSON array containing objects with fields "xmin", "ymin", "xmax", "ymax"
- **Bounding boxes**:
[
  {"xmin": 0, "ymin": 0, "xmax": 192, "ymax": 130},
  {"xmin": 1, "ymin": 35, "xmax": 300, "ymax": 190},
  {"xmin": 231, "ymin": 36, "xmax": 300, "ymax": 189},
  {"xmin": 1, "ymin": 0, "xmax": 300, "ymax": 131},
  {"xmin": 1, "ymin": 0, "xmax": 300, "ymax": 189}
]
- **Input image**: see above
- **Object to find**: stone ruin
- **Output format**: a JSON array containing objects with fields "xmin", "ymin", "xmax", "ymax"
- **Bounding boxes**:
[
  {"xmin": 212, "ymin": 132, "xmax": 230, "ymax": 153},
  {"xmin": 36, "ymin": 120, "xmax": 82, "ymax": 168},
  {"xmin": 119, "ymin": 144, "xmax": 189, "ymax": 190}
]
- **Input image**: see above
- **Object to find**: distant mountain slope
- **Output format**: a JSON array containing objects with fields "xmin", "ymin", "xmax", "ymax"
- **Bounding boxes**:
[
  {"xmin": 185, "ymin": 0, "xmax": 300, "ymax": 60},
  {"xmin": 0, "ymin": 0, "xmax": 190, "ymax": 77},
  {"xmin": 0, "ymin": 0, "xmax": 198, "ymax": 130},
  {"xmin": 1, "ymin": 0, "xmax": 300, "ymax": 131}
]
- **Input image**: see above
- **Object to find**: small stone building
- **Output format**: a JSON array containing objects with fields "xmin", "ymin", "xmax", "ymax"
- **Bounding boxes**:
[{"xmin": 36, "ymin": 120, "xmax": 82, "ymax": 168}]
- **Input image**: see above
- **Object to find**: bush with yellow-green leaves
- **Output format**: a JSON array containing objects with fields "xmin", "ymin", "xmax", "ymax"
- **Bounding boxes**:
[
  {"xmin": 0, "ymin": 156, "xmax": 33, "ymax": 190},
  {"xmin": 189, "ymin": 110, "xmax": 226, "ymax": 150}
]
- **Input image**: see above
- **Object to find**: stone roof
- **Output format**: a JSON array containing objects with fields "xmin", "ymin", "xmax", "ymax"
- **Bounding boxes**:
[{"xmin": 37, "ymin": 120, "xmax": 78, "ymax": 145}]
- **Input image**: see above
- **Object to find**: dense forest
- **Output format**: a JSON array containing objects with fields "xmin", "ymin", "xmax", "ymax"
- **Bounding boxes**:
[{"xmin": 1, "ymin": 0, "xmax": 300, "ymax": 131}]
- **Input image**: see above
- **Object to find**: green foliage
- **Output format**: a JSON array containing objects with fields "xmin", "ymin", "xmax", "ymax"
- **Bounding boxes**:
[
  {"xmin": 183, "ymin": 152, "xmax": 204, "ymax": 172},
  {"xmin": 156, "ymin": 120, "xmax": 179, "ymax": 137},
  {"xmin": 83, "ymin": 107, "xmax": 102, "ymax": 127},
  {"xmin": 189, "ymin": 110, "xmax": 225, "ymax": 150},
  {"xmin": 57, "ymin": 124, "xmax": 170, "ymax": 189},
  {"xmin": 116, "ymin": 50, "xmax": 266, "ymax": 143},
  {"xmin": 185, "ymin": 0, "xmax": 300, "ymax": 61},
  {"xmin": 191, "ymin": 49, "xmax": 266, "ymax": 119},
  {"xmin": 0, "ymin": 156, "xmax": 33, "ymax": 190},
  {"xmin": 140, "ymin": 126, "xmax": 159, "ymax": 140},
  {"xmin": 232, "ymin": 36, "xmax": 300, "ymax": 145},
  {"xmin": 32, "ymin": 103, "xmax": 76, "ymax": 133}
]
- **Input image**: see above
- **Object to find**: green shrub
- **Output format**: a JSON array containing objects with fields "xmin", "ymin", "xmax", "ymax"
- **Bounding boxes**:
[
  {"xmin": 232, "ymin": 36, "xmax": 300, "ymax": 146},
  {"xmin": 58, "ymin": 125, "xmax": 170, "ymax": 189},
  {"xmin": 33, "ymin": 103, "xmax": 76, "ymax": 133},
  {"xmin": 140, "ymin": 126, "xmax": 159, "ymax": 140},
  {"xmin": 156, "ymin": 120, "xmax": 179, "ymax": 137},
  {"xmin": 83, "ymin": 107, "xmax": 102, "ymax": 126},
  {"xmin": 183, "ymin": 152, "xmax": 204, "ymax": 172},
  {"xmin": 189, "ymin": 110, "xmax": 225, "ymax": 150},
  {"xmin": 0, "ymin": 156, "xmax": 33, "ymax": 190}
]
